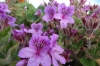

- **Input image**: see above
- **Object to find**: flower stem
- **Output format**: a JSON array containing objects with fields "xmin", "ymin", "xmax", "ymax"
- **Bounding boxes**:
[{"xmin": 87, "ymin": 38, "xmax": 91, "ymax": 49}]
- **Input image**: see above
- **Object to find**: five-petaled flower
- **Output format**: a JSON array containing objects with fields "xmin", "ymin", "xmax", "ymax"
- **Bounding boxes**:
[
  {"xmin": 24, "ymin": 23, "xmax": 43, "ymax": 34},
  {"xmin": 43, "ymin": 5, "xmax": 56, "ymax": 22},
  {"xmin": 54, "ymin": 3, "xmax": 74, "ymax": 28},
  {"xmin": 18, "ymin": 34, "xmax": 51, "ymax": 66}
]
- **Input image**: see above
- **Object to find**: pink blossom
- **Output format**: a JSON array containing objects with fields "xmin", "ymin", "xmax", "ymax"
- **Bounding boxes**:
[
  {"xmin": 43, "ymin": 5, "xmax": 56, "ymax": 22},
  {"xmin": 18, "ymin": 34, "xmax": 51, "ymax": 66},
  {"xmin": 25, "ymin": 23, "xmax": 43, "ymax": 34},
  {"xmin": 54, "ymin": 3, "xmax": 74, "ymax": 28}
]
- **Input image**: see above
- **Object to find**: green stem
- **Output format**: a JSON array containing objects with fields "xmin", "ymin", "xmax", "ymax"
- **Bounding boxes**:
[{"xmin": 87, "ymin": 38, "xmax": 91, "ymax": 49}]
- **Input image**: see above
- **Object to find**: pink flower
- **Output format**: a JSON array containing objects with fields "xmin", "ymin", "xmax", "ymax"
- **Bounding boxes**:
[
  {"xmin": 50, "ymin": 34, "xmax": 66, "ymax": 66},
  {"xmin": 25, "ymin": 23, "xmax": 43, "ymax": 34},
  {"xmin": 0, "ymin": 2, "xmax": 11, "ymax": 14},
  {"xmin": 43, "ymin": 5, "xmax": 56, "ymax": 22},
  {"xmin": 7, "ymin": 15, "xmax": 17, "ymax": 27},
  {"xmin": 54, "ymin": 3, "xmax": 74, "ymax": 28},
  {"xmin": 18, "ymin": 34, "xmax": 51, "ymax": 66}
]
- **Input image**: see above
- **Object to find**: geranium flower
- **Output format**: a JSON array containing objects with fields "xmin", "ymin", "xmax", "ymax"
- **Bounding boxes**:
[
  {"xmin": 25, "ymin": 23, "xmax": 43, "ymax": 34},
  {"xmin": 12, "ymin": 24, "xmax": 26, "ymax": 42},
  {"xmin": 12, "ymin": 30, "xmax": 26, "ymax": 43},
  {"xmin": 18, "ymin": 34, "xmax": 51, "ymax": 66},
  {"xmin": 0, "ymin": 2, "xmax": 11, "ymax": 13},
  {"xmin": 54, "ymin": 3, "xmax": 74, "ymax": 28},
  {"xmin": 49, "ymin": 34, "xmax": 66, "ymax": 66},
  {"xmin": 0, "ymin": 14, "xmax": 17, "ymax": 27},
  {"xmin": 7, "ymin": 15, "xmax": 17, "ymax": 27},
  {"xmin": 43, "ymin": 5, "xmax": 56, "ymax": 22}
]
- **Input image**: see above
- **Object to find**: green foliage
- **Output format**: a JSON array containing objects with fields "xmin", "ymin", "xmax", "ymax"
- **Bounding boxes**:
[
  {"xmin": 68, "ymin": 40, "xmax": 83, "ymax": 52},
  {"xmin": 88, "ymin": 43, "xmax": 100, "ymax": 59},
  {"xmin": 0, "ymin": 43, "xmax": 19, "ymax": 65},
  {"xmin": 10, "ymin": 2, "xmax": 39, "ymax": 26},
  {"xmin": 79, "ymin": 57, "xmax": 99, "ymax": 66},
  {"xmin": 0, "ymin": 27, "xmax": 11, "ymax": 52},
  {"xmin": 0, "ymin": 27, "xmax": 19, "ymax": 65}
]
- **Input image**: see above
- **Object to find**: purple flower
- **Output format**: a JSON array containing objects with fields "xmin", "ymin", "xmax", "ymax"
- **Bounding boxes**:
[
  {"xmin": 0, "ymin": 14, "xmax": 7, "ymax": 21},
  {"xmin": 34, "ymin": 9, "xmax": 42, "ymax": 16},
  {"xmin": 0, "ymin": 2, "xmax": 11, "ymax": 13},
  {"xmin": 54, "ymin": 3, "xmax": 74, "ymax": 28},
  {"xmin": 7, "ymin": 15, "xmax": 17, "ymax": 27},
  {"xmin": 49, "ymin": 34, "xmax": 66, "ymax": 66},
  {"xmin": 25, "ymin": 23, "xmax": 43, "ymax": 34},
  {"xmin": 18, "ymin": 34, "xmax": 51, "ymax": 66},
  {"xmin": 12, "ymin": 29, "xmax": 25, "ymax": 42},
  {"xmin": 16, "ymin": 59, "xmax": 27, "ymax": 66},
  {"xmin": 43, "ymin": 5, "xmax": 56, "ymax": 22}
]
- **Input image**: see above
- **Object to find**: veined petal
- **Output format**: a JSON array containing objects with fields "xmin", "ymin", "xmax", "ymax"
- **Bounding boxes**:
[
  {"xmin": 18, "ymin": 47, "xmax": 35, "ymax": 58},
  {"xmin": 58, "ymin": 3, "xmax": 67, "ymax": 14}
]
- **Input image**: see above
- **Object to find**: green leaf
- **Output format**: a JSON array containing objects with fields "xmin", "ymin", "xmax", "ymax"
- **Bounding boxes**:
[
  {"xmin": 0, "ymin": 27, "xmax": 11, "ymax": 40},
  {"xmin": 0, "ymin": 27, "xmax": 11, "ymax": 52},
  {"xmin": 88, "ymin": 45, "xmax": 100, "ymax": 59},
  {"xmin": 0, "ymin": 44, "xmax": 19, "ymax": 65},
  {"xmin": 79, "ymin": 57, "xmax": 99, "ymax": 66}
]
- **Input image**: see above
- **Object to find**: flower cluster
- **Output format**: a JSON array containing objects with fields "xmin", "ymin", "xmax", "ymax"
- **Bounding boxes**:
[
  {"xmin": 43, "ymin": 3, "xmax": 74, "ymax": 28},
  {"xmin": 0, "ymin": 2, "xmax": 17, "ymax": 31},
  {"xmin": 16, "ymin": 33, "xmax": 66, "ymax": 66},
  {"xmin": 8, "ymin": 0, "xmax": 100, "ymax": 66}
]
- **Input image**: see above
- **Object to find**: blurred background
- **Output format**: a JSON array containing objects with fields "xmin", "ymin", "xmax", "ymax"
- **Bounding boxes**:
[{"xmin": 0, "ymin": 0, "xmax": 100, "ymax": 8}]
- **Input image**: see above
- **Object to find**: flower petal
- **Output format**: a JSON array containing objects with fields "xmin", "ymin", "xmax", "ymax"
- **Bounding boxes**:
[
  {"xmin": 27, "ymin": 57, "xmax": 40, "ymax": 66},
  {"xmin": 43, "ymin": 15, "xmax": 51, "ymax": 22},
  {"xmin": 18, "ymin": 47, "xmax": 34, "ymax": 58},
  {"xmin": 16, "ymin": 59, "xmax": 26, "ymax": 66},
  {"xmin": 26, "ymin": 29, "xmax": 35, "ymax": 33},
  {"xmin": 65, "ymin": 17, "xmax": 74, "ymax": 24},
  {"xmin": 54, "ymin": 13, "xmax": 62, "ymax": 19},
  {"xmin": 60, "ymin": 19, "xmax": 68, "ymax": 28},
  {"xmin": 53, "ymin": 45, "xmax": 64, "ymax": 54},
  {"xmin": 52, "ymin": 57, "xmax": 59, "ymax": 66},
  {"xmin": 40, "ymin": 54, "xmax": 51, "ymax": 66},
  {"xmin": 54, "ymin": 54, "xmax": 66, "ymax": 64}
]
